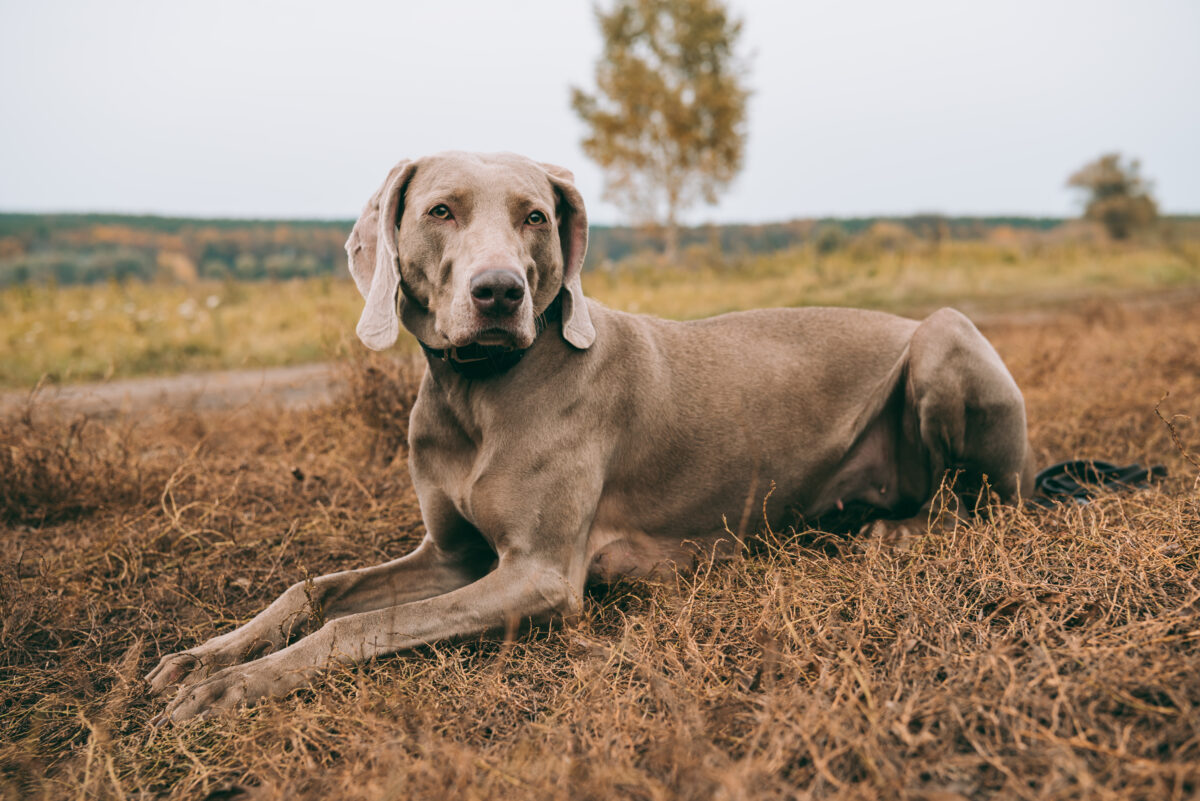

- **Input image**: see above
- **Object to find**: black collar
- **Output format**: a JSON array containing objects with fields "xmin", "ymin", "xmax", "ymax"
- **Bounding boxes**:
[{"xmin": 419, "ymin": 295, "xmax": 561, "ymax": 380}]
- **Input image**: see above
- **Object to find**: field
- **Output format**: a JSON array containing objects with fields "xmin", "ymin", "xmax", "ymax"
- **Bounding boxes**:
[
  {"xmin": 2, "ymin": 237, "xmax": 1198, "ymax": 389},
  {"xmin": 2, "ymin": 256, "xmax": 1200, "ymax": 799}
]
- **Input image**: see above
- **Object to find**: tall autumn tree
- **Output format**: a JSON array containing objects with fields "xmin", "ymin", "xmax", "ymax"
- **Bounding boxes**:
[
  {"xmin": 571, "ymin": 0, "xmax": 749, "ymax": 262},
  {"xmin": 1067, "ymin": 153, "xmax": 1158, "ymax": 240}
]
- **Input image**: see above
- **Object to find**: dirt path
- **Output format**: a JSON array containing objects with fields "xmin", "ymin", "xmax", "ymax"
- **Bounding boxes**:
[{"xmin": 0, "ymin": 362, "xmax": 338, "ymax": 416}]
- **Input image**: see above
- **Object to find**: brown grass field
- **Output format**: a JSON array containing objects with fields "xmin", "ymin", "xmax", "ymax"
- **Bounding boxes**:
[{"xmin": 2, "ymin": 293, "xmax": 1199, "ymax": 800}]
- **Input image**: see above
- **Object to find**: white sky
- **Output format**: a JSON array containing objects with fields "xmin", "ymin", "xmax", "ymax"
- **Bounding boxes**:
[{"xmin": 1, "ymin": 1, "xmax": 1197, "ymax": 224}]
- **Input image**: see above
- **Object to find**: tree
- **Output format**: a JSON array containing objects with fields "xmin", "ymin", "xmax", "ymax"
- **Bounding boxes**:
[
  {"xmin": 571, "ymin": 0, "xmax": 749, "ymax": 262},
  {"xmin": 1067, "ymin": 153, "xmax": 1158, "ymax": 240}
]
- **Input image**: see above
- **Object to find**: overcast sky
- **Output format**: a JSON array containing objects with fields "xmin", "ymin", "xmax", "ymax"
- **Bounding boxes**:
[{"xmin": 1, "ymin": 1, "xmax": 1196, "ymax": 224}]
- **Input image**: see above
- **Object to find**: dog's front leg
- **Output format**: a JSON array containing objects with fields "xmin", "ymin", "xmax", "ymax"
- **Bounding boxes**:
[
  {"xmin": 161, "ymin": 553, "xmax": 582, "ymax": 721},
  {"xmin": 146, "ymin": 538, "xmax": 489, "ymax": 696}
]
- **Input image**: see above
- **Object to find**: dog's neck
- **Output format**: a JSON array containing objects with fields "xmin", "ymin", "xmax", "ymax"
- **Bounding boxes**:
[{"xmin": 418, "ymin": 294, "xmax": 562, "ymax": 380}]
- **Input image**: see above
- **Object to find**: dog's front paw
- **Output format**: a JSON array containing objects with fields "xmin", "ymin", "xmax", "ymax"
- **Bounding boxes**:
[
  {"xmin": 145, "ymin": 651, "xmax": 208, "ymax": 696},
  {"xmin": 158, "ymin": 654, "xmax": 311, "ymax": 723},
  {"xmin": 857, "ymin": 517, "xmax": 927, "ymax": 551},
  {"xmin": 146, "ymin": 637, "xmax": 278, "ymax": 697},
  {"xmin": 161, "ymin": 666, "xmax": 253, "ymax": 722},
  {"xmin": 161, "ymin": 663, "xmax": 265, "ymax": 722}
]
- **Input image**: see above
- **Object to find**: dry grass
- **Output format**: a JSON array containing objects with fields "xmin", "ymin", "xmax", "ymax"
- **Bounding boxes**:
[{"xmin": 2, "ymin": 297, "xmax": 1199, "ymax": 800}]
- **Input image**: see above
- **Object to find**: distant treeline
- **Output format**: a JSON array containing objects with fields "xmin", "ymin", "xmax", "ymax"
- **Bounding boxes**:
[{"xmin": 1, "ymin": 211, "xmax": 1194, "ymax": 287}]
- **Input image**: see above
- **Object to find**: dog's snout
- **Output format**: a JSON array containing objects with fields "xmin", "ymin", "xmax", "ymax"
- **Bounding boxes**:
[{"xmin": 470, "ymin": 270, "xmax": 525, "ymax": 316}]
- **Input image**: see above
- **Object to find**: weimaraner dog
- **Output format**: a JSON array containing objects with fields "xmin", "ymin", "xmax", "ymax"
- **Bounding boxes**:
[{"xmin": 148, "ymin": 151, "xmax": 1034, "ymax": 721}]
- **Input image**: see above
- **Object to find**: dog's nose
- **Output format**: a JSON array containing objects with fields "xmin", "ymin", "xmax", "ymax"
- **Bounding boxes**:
[{"xmin": 470, "ymin": 270, "xmax": 525, "ymax": 316}]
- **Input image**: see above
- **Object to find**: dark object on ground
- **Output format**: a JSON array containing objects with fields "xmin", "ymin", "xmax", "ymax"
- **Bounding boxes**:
[{"xmin": 1031, "ymin": 459, "xmax": 1167, "ymax": 507}]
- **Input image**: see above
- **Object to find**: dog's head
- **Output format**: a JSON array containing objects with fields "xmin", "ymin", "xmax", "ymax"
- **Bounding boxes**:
[{"xmin": 346, "ymin": 151, "xmax": 594, "ymax": 353}]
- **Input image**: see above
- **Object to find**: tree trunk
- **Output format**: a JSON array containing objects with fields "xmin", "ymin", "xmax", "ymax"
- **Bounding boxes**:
[
  {"xmin": 664, "ymin": 220, "xmax": 679, "ymax": 264},
  {"xmin": 663, "ymin": 192, "xmax": 679, "ymax": 264}
]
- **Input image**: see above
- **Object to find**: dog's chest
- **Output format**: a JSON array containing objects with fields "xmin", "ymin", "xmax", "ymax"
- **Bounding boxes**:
[
  {"xmin": 410, "ymin": 430, "xmax": 482, "ymax": 509},
  {"xmin": 409, "ymin": 410, "xmax": 534, "ymax": 551}
]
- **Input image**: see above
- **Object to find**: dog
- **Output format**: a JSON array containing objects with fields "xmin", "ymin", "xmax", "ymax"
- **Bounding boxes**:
[{"xmin": 147, "ymin": 151, "xmax": 1033, "ymax": 721}]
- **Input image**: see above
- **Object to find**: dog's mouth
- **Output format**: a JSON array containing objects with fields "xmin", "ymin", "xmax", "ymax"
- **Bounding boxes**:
[
  {"xmin": 442, "ymin": 309, "xmax": 536, "ymax": 350},
  {"xmin": 469, "ymin": 327, "xmax": 522, "ymax": 349}
]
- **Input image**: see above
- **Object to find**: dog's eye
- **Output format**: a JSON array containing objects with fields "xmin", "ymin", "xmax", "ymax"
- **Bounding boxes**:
[
  {"xmin": 525, "ymin": 210, "xmax": 547, "ymax": 225},
  {"xmin": 429, "ymin": 204, "xmax": 452, "ymax": 220}
]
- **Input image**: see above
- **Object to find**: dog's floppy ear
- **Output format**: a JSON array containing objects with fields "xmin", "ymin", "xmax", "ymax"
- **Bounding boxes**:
[
  {"xmin": 346, "ymin": 160, "xmax": 416, "ymax": 351},
  {"xmin": 540, "ymin": 163, "xmax": 595, "ymax": 350}
]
